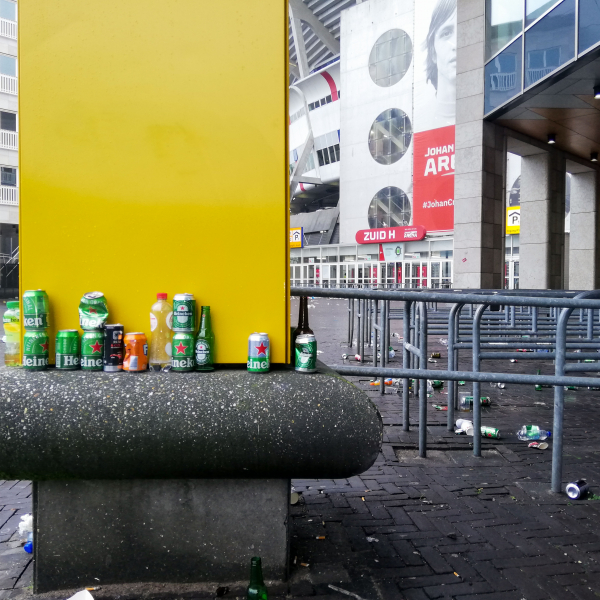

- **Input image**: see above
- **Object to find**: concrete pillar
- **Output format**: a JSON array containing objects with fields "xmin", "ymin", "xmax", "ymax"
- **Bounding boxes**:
[
  {"xmin": 520, "ymin": 151, "xmax": 566, "ymax": 289},
  {"xmin": 569, "ymin": 170, "xmax": 599, "ymax": 290},
  {"xmin": 453, "ymin": 0, "xmax": 505, "ymax": 289}
]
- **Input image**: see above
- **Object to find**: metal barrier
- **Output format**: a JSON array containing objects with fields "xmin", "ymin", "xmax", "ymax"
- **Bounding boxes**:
[{"xmin": 291, "ymin": 286, "xmax": 600, "ymax": 494}]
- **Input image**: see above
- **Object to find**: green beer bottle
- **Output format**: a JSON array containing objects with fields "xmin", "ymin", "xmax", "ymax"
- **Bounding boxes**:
[
  {"xmin": 247, "ymin": 556, "xmax": 268, "ymax": 600},
  {"xmin": 195, "ymin": 306, "xmax": 215, "ymax": 371}
]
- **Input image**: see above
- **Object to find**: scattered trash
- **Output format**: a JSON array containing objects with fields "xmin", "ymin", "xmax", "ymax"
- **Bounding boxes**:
[
  {"xmin": 300, "ymin": 562, "xmax": 310, "ymax": 567},
  {"xmin": 428, "ymin": 358, "xmax": 438, "ymax": 363},
  {"xmin": 431, "ymin": 380, "xmax": 444, "ymax": 389},
  {"xmin": 432, "ymin": 404, "xmax": 448, "ymax": 411},
  {"xmin": 458, "ymin": 381, "xmax": 466, "ymax": 386},
  {"xmin": 490, "ymin": 382, "xmax": 506, "ymax": 389},
  {"xmin": 316, "ymin": 536, "xmax": 325, "ymax": 540},
  {"xmin": 454, "ymin": 419, "xmax": 500, "ymax": 438},
  {"xmin": 430, "ymin": 352, "xmax": 441, "ymax": 359},
  {"xmin": 458, "ymin": 393, "xmax": 492, "ymax": 411},
  {"xmin": 566, "ymin": 386, "xmax": 577, "ymax": 391},
  {"xmin": 439, "ymin": 339, "xmax": 448, "ymax": 346},
  {"xmin": 517, "ymin": 425, "xmax": 551, "ymax": 441},
  {"xmin": 366, "ymin": 537, "xmax": 379, "ymax": 542},
  {"xmin": 18, "ymin": 514, "xmax": 32, "ymax": 554},
  {"xmin": 498, "ymin": 383, "xmax": 506, "ymax": 389},
  {"xmin": 566, "ymin": 479, "xmax": 589, "ymax": 500},
  {"xmin": 328, "ymin": 584, "xmax": 368, "ymax": 600},
  {"xmin": 481, "ymin": 426, "xmax": 501, "ymax": 439},
  {"xmin": 528, "ymin": 441, "xmax": 549, "ymax": 450},
  {"xmin": 510, "ymin": 359, "xmax": 518, "ymax": 363},
  {"xmin": 66, "ymin": 592, "xmax": 95, "ymax": 600}
]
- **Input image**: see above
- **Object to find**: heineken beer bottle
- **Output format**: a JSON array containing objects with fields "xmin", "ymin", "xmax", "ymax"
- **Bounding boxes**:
[
  {"xmin": 246, "ymin": 557, "xmax": 268, "ymax": 600},
  {"xmin": 195, "ymin": 306, "xmax": 215, "ymax": 371}
]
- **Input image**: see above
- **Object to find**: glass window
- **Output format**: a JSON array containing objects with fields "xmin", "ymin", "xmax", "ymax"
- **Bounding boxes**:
[
  {"xmin": 322, "ymin": 248, "xmax": 338, "ymax": 263},
  {"xmin": 1, "ymin": 166, "xmax": 15, "ymax": 186},
  {"xmin": 368, "ymin": 187, "xmax": 412, "ymax": 229},
  {"xmin": 0, "ymin": 55, "xmax": 15, "ymax": 77},
  {"xmin": 0, "ymin": 1, "xmax": 15, "ymax": 22},
  {"xmin": 339, "ymin": 247, "xmax": 356, "ymax": 262},
  {"xmin": 368, "ymin": 29, "xmax": 413, "ymax": 87},
  {"xmin": 290, "ymin": 248, "xmax": 301, "ymax": 264},
  {"xmin": 526, "ymin": 0, "xmax": 560, "ymax": 25},
  {"xmin": 579, "ymin": 0, "xmax": 600, "ymax": 54},
  {"xmin": 525, "ymin": 0, "xmax": 575, "ymax": 88},
  {"xmin": 368, "ymin": 108, "xmax": 412, "ymax": 165},
  {"xmin": 485, "ymin": 37, "xmax": 523, "ymax": 114},
  {"xmin": 486, "ymin": 0, "xmax": 524, "ymax": 60},
  {"xmin": 0, "ymin": 111, "xmax": 15, "ymax": 131}
]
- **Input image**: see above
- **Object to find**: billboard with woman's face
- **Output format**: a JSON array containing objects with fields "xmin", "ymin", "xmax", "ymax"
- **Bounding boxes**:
[{"xmin": 412, "ymin": 0, "xmax": 457, "ymax": 232}]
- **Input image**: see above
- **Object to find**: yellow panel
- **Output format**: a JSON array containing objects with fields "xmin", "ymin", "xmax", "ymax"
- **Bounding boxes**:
[{"xmin": 19, "ymin": 0, "xmax": 289, "ymax": 364}]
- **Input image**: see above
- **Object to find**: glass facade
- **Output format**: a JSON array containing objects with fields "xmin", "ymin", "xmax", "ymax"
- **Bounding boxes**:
[
  {"xmin": 368, "ymin": 187, "xmax": 411, "ymax": 228},
  {"xmin": 0, "ymin": 55, "xmax": 15, "ymax": 77},
  {"xmin": 484, "ymin": 0, "xmax": 599, "ymax": 114},
  {"xmin": 368, "ymin": 108, "xmax": 412, "ymax": 165},
  {"xmin": 0, "ymin": 0, "xmax": 15, "ymax": 22},
  {"xmin": 368, "ymin": 29, "xmax": 413, "ymax": 88}
]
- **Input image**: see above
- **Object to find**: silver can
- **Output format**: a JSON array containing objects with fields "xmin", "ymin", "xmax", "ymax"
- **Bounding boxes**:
[
  {"xmin": 566, "ymin": 479, "xmax": 589, "ymax": 499},
  {"xmin": 248, "ymin": 332, "xmax": 270, "ymax": 373},
  {"xmin": 295, "ymin": 334, "xmax": 317, "ymax": 373}
]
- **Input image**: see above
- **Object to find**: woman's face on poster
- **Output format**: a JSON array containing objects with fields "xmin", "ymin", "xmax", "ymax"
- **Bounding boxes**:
[{"xmin": 433, "ymin": 9, "xmax": 457, "ymax": 84}]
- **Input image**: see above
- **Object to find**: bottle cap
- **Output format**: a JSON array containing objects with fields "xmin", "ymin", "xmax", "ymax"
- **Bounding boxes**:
[
  {"xmin": 6, "ymin": 301, "xmax": 19, "ymax": 309},
  {"xmin": 157, "ymin": 293, "xmax": 167, "ymax": 300}
]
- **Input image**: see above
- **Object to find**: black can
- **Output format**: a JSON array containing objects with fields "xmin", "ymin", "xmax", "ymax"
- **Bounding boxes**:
[{"xmin": 103, "ymin": 324, "xmax": 124, "ymax": 372}]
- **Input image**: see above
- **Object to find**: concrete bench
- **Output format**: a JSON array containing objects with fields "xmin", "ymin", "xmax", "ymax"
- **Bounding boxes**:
[{"xmin": 0, "ymin": 363, "xmax": 382, "ymax": 593}]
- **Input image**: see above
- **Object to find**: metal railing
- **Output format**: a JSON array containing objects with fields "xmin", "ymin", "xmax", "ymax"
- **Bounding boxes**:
[
  {"xmin": 292, "ymin": 286, "xmax": 600, "ymax": 494},
  {"xmin": 0, "ymin": 18, "xmax": 16, "ymax": 40},
  {"xmin": 0, "ymin": 74, "xmax": 16, "ymax": 96},
  {"xmin": 0, "ymin": 129, "xmax": 17, "ymax": 150},
  {"xmin": 0, "ymin": 186, "xmax": 18, "ymax": 205}
]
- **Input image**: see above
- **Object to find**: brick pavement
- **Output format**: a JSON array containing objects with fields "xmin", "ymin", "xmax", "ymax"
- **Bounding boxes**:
[{"xmin": 1, "ymin": 298, "xmax": 600, "ymax": 599}]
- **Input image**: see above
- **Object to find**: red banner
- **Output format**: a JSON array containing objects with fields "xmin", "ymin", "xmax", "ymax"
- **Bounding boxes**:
[
  {"xmin": 356, "ymin": 225, "xmax": 426, "ymax": 245},
  {"xmin": 412, "ymin": 125, "xmax": 455, "ymax": 232}
]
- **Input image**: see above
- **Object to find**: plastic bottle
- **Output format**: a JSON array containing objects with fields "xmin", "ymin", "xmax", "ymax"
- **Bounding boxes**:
[
  {"xmin": 149, "ymin": 293, "xmax": 173, "ymax": 370},
  {"xmin": 3, "ymin": 301, "xmax": 20, "ymax": 366},
  {"xmin": 23, "ymin": 532, "xmax": 32, "ymax": 554},
  {"xmin": 517, "ymin": 425, "xmax": 551, "ymax": 441}
]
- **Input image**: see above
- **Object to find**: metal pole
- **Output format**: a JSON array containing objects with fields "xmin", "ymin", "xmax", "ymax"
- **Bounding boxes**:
[
  {"xmin": 472, "ymin": 304, "xmax": 488, "ymax": 458},
  {"xmin": 447, "ymin": 303, "xmax": 463, "ymax": 431},
  {"xmin": 419, "ymin": 302, "xmax": 428, "ymax": 458},
  {"xmin": 380, "ymin": 300, "xmax": 386, "ymax": 395},
  {"xmin": 532, "ymin": 306, "xmax": 538, "ymax": 334},
  {"xmin": 403, "ymin": 300, "xmax": 412, "ymax": 431},
  {"xmin": 552, "ymin": 306, "xmax": 569, "ymax": 493},
  {"xmin": 587, "ymin": 308, "xmax": 593, "ymax": 341}
]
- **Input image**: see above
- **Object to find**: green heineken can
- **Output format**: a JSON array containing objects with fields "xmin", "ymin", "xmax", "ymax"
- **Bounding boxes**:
[
  {"xmin": 80, "ymin": 331, "xmax": 104, "ymax": 371},
  {"xmin": 79, "ymin": 292, "xmax": 109, "ymax": 331},
  {"xmin": 22, "ymin": 290, "xmax": 50, "ymax": 330},
  {"xmin": 23, "ymin": 330, "xmax": 49, "ymax": 370},
  {"xmin": 481, "ymin": 426, "xmax": 501, "ymax": 439},
  {"xmin": 172, "ymin": 332, "xmax": 195, "ymax": 371},
  {"xmin": 173, "ymin": 294, "xmax": 196, "ymax": 332},
  {"xmin": 295, "ymin": 334, "xmax": 317, "ymax": 373},
  {"xmin": 55, "ymin": 330, "xmax": 80, "ymax": 370}
]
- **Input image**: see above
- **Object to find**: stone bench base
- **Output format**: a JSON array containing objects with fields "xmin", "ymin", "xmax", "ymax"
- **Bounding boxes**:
[{"xmin": 34, "ymin": 479, "xmax": 289, "ymax": 593}]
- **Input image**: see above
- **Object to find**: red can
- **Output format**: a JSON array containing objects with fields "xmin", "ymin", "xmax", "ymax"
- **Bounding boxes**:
[{"xmin": 123, "ymin": 332, "xmax": 148, "ymax": 372}]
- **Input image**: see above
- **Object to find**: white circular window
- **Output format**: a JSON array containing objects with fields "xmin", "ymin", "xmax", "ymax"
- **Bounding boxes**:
[
  {"xmin": 368, "ymin": 108, "xmax": 412, "ymax": 165},
  {"xmin": 369, "ymin": 29, "xmax": 413, "ymax": 87},
  {"xmin": 368, "ymin": 187, "xmax": 411, "ymax": 229}
]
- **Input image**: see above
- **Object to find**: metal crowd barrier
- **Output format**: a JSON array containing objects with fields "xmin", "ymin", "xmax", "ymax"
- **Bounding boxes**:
[{"xmin": 291, "ymin": 286, "xmax": 600, "ymax": 494}]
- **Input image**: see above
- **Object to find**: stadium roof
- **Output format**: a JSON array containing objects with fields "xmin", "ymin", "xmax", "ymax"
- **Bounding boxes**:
[{"xmin": 288, "ymin": 0, "xmax": 359, "ymax": 83}]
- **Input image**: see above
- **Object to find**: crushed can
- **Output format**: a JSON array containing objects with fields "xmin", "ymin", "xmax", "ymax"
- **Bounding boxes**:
[{"xmin": 528, "ymin": 441, "xmax": 549, "ymax": 450}]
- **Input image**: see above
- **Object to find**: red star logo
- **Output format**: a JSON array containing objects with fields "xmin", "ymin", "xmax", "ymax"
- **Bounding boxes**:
[
  {"xmin": 256, "ymin": 342, "xmax": 267, "ymax": 356},
  {"xmin": 90, "ymin": 341, "xmax": 102, "ymax": 354},
  {"xmin": 40, "ymin": 341, "xmax": 49, "ymax": 352},
  {"xmin": 89, "ymin": 308, "xmax": 97, "ymax": 314},
  {"xmin": 175, "ymin": 342, "xmax": 188, "ymax": 355}
]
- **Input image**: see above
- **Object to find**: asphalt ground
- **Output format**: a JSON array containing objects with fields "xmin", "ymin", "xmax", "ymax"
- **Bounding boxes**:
[{"xmin": 1, "ymin": 298, "xmax": 600, "ymax": 599}]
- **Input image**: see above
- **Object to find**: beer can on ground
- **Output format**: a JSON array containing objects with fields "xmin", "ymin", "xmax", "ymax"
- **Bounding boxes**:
[
  {"xmin": 79, "ymin": 292, "xmax": 109, "ymax": 331},
  {"xmin": 123, "ymin": 333, "xmax": 148, "ymax": 372},
  {"xmin": 248, "ymin": 333, "xmax": 270, "ymax": 373},
  {"xmin": 172, "ymin": 294, "xmax": 196, "ymax": 332},
  {"xmin": 23, "ymin": 330, "xmax": 49, "ymax": 370},
  {"xmin": 103, "ymin": 324, "xmax": 124, "ymax": 372},
  {"xmin": 481, "ymin": 426, "xmax": 501, "ymax": 439},
  {"xmin": 172, "ymin": 332, "xmax": 195, "ymax": 371},
  {"xmin": 22, "ymin": 290, "xmax": 50, "ymax": 330},
  {"xmin": 55, "ymin": 330, "xmax": 80, "ymax": 370},
  {"xmin": 566, "ymin": 479, "xmax": 589, "ymax": 499},
  {"xmin": 295, "ymin": 334, "xmax": 317, "ymax": 373},
  {"xmin": 81, "ymin": 331, "xmax": 104, "ymax": 371}
]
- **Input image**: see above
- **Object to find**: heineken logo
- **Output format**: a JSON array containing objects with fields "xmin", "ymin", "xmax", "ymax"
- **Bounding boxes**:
[
  {"xmin": 175, "ymin": 306, "xmax": 192, "ymax": 322},
  {"xmin": 81, "ymin": 356, "xmax": 102, "ymax": 367},
  {"xmin": 173, "ymin": 358, "xmax": 194, "ymax": 368},
  {"xmin": 174, "ymin": 341, "xmax": 189, "ymax": 354},
  {"xmin": 59, "ymin": 355, "xmax": 80, "ymax": 366},
  {"xmin": 24, "ymin": 316, "xmax": 44, "ymax": 327},
  {"xmin": 255, "ymin": 342, "xmax": 268, "ymax": 356},
  {"xmin": 248, "ymin": 359, "xmax": 269, "ymax": 370},
  {"xmin": 88, "ymin": 341, "xmax": 102, "ymax": 354},
  {"xmin": 196, "ymin": 341, "xmax": 209, "ymax": 364},
  {"xmin": 40, "ymin": 340, "xmax": 49, "ymax": 352},
  {"xmin": 81, "ymin": 317, "xmax": 104, "ymax": 329},
  {"xmin": 23, "ymin": 356, "xmax": 49, "ymax": 367}
]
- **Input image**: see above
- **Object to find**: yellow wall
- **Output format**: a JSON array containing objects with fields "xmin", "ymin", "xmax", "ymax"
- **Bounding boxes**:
[{"xmin": 19, "ymin": 0, "xmax": 289, "ymax": 364}]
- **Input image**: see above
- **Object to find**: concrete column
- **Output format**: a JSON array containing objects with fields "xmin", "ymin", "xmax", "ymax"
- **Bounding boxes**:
[
  {"xmin": 520, "ymin": 151, "xmax": 566, "ymax": 289},
  {"xmin": 453, "ymin": 0, "xmax": 505, "ymax": 289},
  {"xmin": 569, "ymin": 170, "xmax": 599, "ymax": 290}
]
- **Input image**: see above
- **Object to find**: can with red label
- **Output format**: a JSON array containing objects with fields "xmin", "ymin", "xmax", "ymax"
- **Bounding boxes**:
[{"xmin": 123, "ymin": 333, "xmax": 149, "ymax": 372}]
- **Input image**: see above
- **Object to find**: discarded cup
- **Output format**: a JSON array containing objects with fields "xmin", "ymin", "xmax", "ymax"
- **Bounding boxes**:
[
  {"xmin": 430, "ymin": 352, "xmax": 441, "ymax": 359},
  {"xmin": 566, "ymin": 480, "xmax": 589, "ymax": 500},
  {"xmin": 528, "ymin": 441, "xmax": 548, "ymax": 450},
  {"xmin": 432, "ymin": 404, "xmax": 448, "ymax": 411}
]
